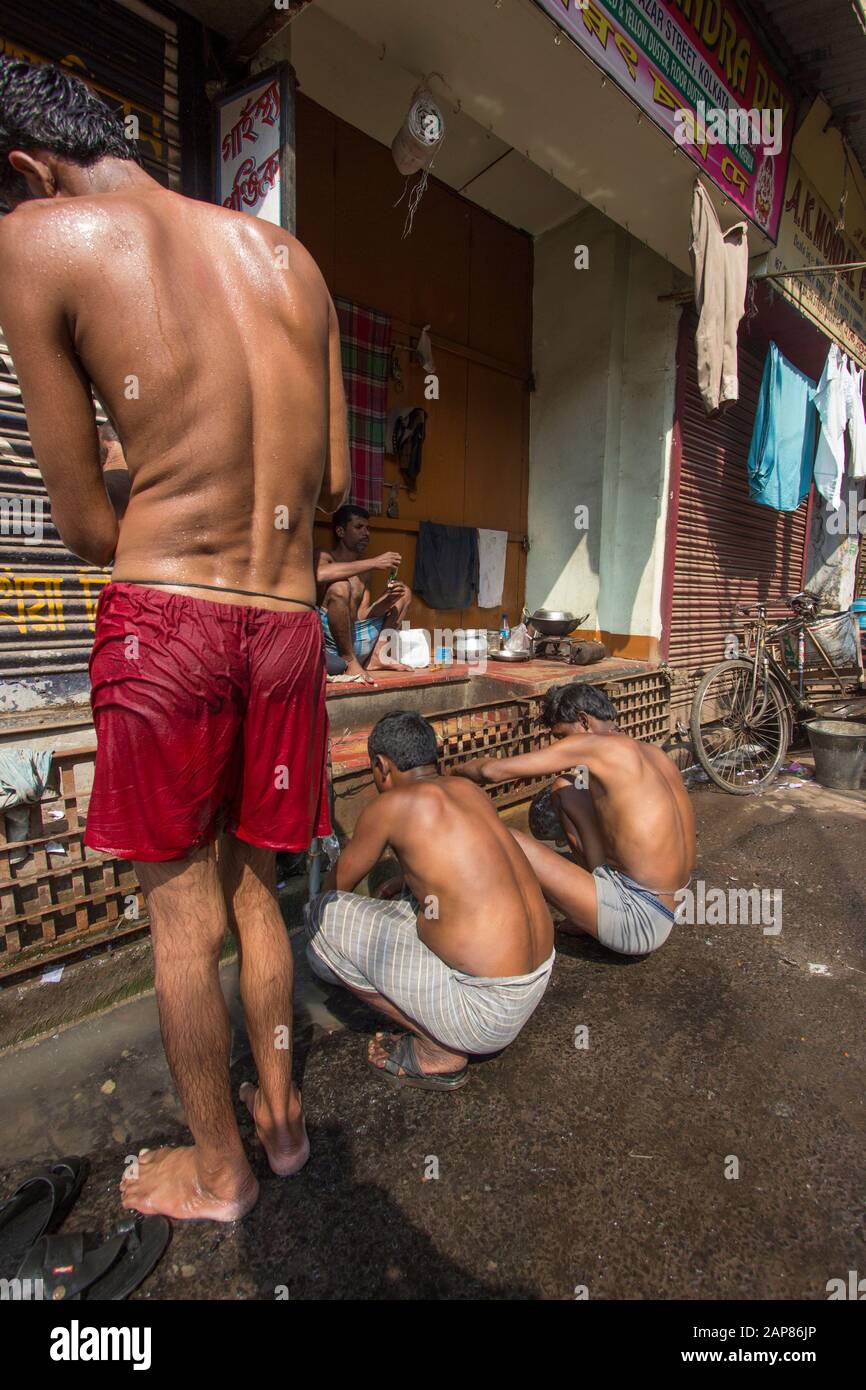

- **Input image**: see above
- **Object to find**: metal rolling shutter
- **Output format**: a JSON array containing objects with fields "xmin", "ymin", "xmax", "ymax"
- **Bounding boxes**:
[
  {"xmin": 0, "ymin": 337, "xmax": 112, "ymax": 704},
  {"xmin": 0, "ymin": 0, "xmax": 181, "ymax": 710},
  {"xmin": 667, "ymin": 313, "xmax": 810, "ymax": 713},
  {"xmin": 1, "ymin": 0, "xmax": 181, "ymax": 190}
]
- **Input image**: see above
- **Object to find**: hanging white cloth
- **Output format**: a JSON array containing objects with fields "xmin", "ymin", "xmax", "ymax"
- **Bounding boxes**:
[
  {"xmin": 813, "ymin": 344, "xmax": 849, "ymax": 508},
  {"xmin": 477, "ymin": 528, "xmax": 508, "ymax": 609},
  {"xmin": 689, "ymin": 180, "xmax": 749, "ymax": 414},
  {"xmin": 846, "ymin": 361, "xmax": 866, "ymax": 479}
]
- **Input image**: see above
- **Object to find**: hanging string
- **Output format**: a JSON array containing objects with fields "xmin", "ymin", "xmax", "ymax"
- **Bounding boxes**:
[{"xmin": 391, "ymin": 83, "xmax": 446, "ymax": 238}]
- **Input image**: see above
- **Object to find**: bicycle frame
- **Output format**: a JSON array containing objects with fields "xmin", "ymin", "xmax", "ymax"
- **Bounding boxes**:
[{"xmin": 740, "ymin": 609, "xmax": 852, "ymax": 724}]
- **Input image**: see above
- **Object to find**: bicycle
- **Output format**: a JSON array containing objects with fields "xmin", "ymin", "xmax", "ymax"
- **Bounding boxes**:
[{"xmin": 690, "ymin": 589, "xmax": 865, "ymax": 794}]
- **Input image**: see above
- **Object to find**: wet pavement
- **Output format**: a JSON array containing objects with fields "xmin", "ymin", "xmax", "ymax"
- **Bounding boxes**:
[{"xmin": 1, "ymin": 762, "xmax": 864, "ymax": 1301}]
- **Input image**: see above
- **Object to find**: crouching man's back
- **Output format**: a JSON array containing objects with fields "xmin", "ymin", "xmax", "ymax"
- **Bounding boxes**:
[{"xmin": 305, "ymin": 712, "xmax": 554, "ymax": 1091}]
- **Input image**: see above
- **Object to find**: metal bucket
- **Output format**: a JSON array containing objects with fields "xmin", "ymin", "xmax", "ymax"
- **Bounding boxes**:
[{"xmin": 805, "ymin": 719, "xmax": 866, "ymax": 790}]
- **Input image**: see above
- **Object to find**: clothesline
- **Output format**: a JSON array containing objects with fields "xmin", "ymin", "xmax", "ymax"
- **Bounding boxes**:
[{"xmin": 658, "ymin": 261, "xmax": 866, "ymax": 304}]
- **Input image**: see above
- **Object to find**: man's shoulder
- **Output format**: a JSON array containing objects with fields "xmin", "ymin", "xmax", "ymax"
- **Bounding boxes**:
[
  {"xmin": 0, "ymin": 199, "xmax": 54, "ymax": 252},
  {"xmin": 0, "ymin": 196, "xmax": 111, "ymax": 263}
]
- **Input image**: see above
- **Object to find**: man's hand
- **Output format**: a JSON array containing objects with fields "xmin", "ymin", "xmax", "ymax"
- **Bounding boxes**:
[
  {"xmin": 366, "ymin": 582, "xmax": 406, "ymax": 619},
  {"xmin": 449, "ymin": 759, "xmax": 489, "ymax": 784},
  {"xmin": 375, "ymin": 875, "xmax": 405, "ymax": 899},
  {"xmin": 371, "ymin": 551, "xmax": 402, "ymax": 573}
]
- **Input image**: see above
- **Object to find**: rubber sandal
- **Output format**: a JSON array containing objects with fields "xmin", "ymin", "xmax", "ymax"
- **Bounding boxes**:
[
  {"xmin": 16, "ymin": 1214, "xmax": 170, "ymax": 1300},
  {"xmin": 368, "ymin": 1033, "xmax": 468, "ymax": 1091},
  {"xmin": 0, "ymin": 1157, "xmax": 88, "ymax": 1278}
]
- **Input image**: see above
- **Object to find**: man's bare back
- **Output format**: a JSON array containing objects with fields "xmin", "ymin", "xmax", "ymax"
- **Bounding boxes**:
[
  {"xmin": 555, "ymin": 732, "xmax": 694, "ymax": 899},
  {"xmin": 333, "ymin": 771, "xmax": 553, "ymax": 978},
  {"xmin": 451, "ymin": 681, "xmax": 695, "ymax": 956},
  {"xmin": 0, "ymin": 180, "xmax": 349, "ymax": 607},
  {"xmin": 457, "ymin": 728, "xmax": 694, "ymax": 907}
]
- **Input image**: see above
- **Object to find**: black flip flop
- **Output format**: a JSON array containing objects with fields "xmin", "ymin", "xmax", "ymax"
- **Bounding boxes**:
[
  {"xmin": 368, "ymin": 1033, "xmax": 469, "ymax": 1091},
  {"xmin": 16, "ymin": 1214, "xmax": 170, "ymax": 1300},
  {"xmin": 0, "ymin": 1157, "xmax": 88, "ymax": 1278}
]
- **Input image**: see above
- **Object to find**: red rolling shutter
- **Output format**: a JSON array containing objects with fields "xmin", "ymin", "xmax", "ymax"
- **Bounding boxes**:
[{"xmin": 665, "ymin": 311, "xmax": 810, "ymax": 714}]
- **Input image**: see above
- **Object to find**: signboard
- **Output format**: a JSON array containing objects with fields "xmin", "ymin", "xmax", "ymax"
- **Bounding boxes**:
[
  {"xmin": 534, "ymin": 0, "xmax": 794, "ymax": 240},
  {"xmin": 215, "ymin": 65, "xmax": 293, "ymax": 230},
  {"xmin": 769, "ymin": 156, "xmax": 866, "ymax": 368}
]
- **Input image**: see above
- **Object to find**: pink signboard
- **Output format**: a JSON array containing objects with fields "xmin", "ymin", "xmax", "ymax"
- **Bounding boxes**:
[{"xmin": 534, "ymin": 0, "xmax": 794, "ymax": 240}]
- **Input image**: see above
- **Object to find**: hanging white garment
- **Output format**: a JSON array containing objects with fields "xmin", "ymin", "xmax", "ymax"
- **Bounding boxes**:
[
  {"xmin": 846, "ymin": 361, "xmax": 866, "ymax": 479},
  {"xmin": 689, "ymin": 181, "xmax": 749, "ymax": 414},
  {"xmin": 477, "ymin": 528, "xmax": 508, "ymax": 609},
  {"xmin": 813, "ymin": 344, "xmax": 849, "ymax": 508}
]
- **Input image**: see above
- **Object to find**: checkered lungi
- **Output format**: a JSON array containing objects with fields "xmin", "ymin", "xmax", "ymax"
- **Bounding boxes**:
[{"xmin": 304, "ymin": 889, "xmax": 554, "ymax": 1055}]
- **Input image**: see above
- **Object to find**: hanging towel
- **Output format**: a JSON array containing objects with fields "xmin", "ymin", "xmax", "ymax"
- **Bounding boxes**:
[
  {"xmin": 413, "ymin": 522, "xmax": 479, "ymax": 610},
  {"xmin": 689, "ymin": 180, "xmax": 749, "ymax": 414},
  {"xmin": 335, "ymin": 297, "xmax": 392, "ymax": 514},
  {"xmin": 846, "ymin": 361, "xmax": 866, "ymax": 480},
  {"xmin": 813, "ymin": 344, "xmax": 850, "ymax": 508},
  {"xmin": 477, "ymin": 528, "xmax": 508, "ymax": 609},
  {"xmin": 747, "ymin": 343, "xmax": 817, "ymax": 512}
]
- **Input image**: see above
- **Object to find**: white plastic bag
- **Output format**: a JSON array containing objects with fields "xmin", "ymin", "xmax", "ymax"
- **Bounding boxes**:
[{"xmin": 504, "ymin": 623, "xmax": 532, "ymax": 654}]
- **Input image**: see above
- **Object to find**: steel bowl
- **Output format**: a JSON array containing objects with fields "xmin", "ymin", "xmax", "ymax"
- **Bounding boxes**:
[{"xmin": 527, "ymin": 609, "xmax": 583, "ymax": 638}]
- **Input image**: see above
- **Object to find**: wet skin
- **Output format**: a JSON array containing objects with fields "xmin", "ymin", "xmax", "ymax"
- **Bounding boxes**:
[
  {"xmin": 452, "ymin": 716, "xmax": 696, "ymax": 939},
  {"xmin": 0, "ymin": 159, "xmax": 350, "ymax": 604},
  {"xmin": 323, "ymin": 762, "xmax": 554, "ymax": 1076},
  {"xmin": 0, "ymin": 155, "xmax": 350, "ymax": 1219}
]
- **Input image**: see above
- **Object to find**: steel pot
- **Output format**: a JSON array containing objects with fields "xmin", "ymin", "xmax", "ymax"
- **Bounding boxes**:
[{"xmin": 525, "ymin": 608, "xmax": 586, "ymax": 638}]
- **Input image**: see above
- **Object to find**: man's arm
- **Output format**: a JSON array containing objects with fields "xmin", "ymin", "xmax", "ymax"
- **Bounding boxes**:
[
  {"xmin": 323, "ymin": 798, "xmax": 394, "ymax": 892},
  {"xmin": 450, "ymin": 735, "xmax": 602, "ymax": 785},
  {"xmin": 318, "ymin": 296, "xmax": 351, "ymax": 514},
  {"xmin": 316, "ymin": 550, "xmax": 401, "ymax": 585},
  {"xmin": 0, "ymin": 218, "xmax": 118, "ymax": 567}
]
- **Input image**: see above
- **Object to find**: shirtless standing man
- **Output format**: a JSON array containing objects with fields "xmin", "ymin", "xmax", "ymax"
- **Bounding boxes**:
[
  {"xmin": 306, "ymin": 711, "xmax": 554, "ymax": 1088},
  {"xmin": 0, "ymin": 58, "xmax": 350, "ymax": 1219},
  {"xmin": 451, "ymin": 681, "xmax": 696, "ymax": 957},
  {"xmin": 316, "ymin": 504, "xmax": 413, "ymax": 682}
]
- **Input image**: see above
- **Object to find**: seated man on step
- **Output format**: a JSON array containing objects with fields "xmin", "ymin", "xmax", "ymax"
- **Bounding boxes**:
[
  {"xmin": 305, "ymin": 711, "xmax": 554, "ymax": 1090},
  {"xmin": 450, "ymin": 681, "xmax": 695, "ymax": 957},
  {"xmin": 316, "ymin": 504, "xmax": 413, "ymax": 682}
]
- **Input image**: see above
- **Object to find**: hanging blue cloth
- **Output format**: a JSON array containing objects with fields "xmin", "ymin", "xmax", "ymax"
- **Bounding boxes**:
[{"xmin": 747, "ymin": 343, "xmax": 817, "ymax": 511}]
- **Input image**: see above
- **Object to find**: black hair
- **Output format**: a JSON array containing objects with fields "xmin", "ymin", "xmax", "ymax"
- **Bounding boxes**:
[
  {"xmin": 332, "ymin": 503, "xmax": 369, "ymax": 537},
  {"xmin": 540, "ymin": 681, "xmax": 617, "ymax": 728},
  {"xmin": 0, "ymin": 55, "xmax": 139, "ymax": 209},
  {"xmin": 368, "ymin": 711, "xmax": 439, "ymax": 772}
]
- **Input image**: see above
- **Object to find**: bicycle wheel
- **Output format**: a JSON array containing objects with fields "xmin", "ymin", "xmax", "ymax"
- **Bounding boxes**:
[{"xmin": 690, "ymin": 659, "xmax": 790, "ymax": 794}]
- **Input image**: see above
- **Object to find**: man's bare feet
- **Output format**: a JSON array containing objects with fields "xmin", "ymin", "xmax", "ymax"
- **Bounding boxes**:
[
  {"xmin": 239, "ymin": 1081, "xmax": 310, "ymax": 1177},
  {"xmin": 344, "ymin": 658, "xmax": 376, "ymax": 685},
  {"xmin": 367, "ymin": 1031, "xmax": 466, "ymax": 1077},
  {"xmin": 120, "ymin": 1146, "xmax": 258, "ymax": 1222},
  {"xmin": 366, "ymin": 655, "xmax": 414, "ymax": 673}
]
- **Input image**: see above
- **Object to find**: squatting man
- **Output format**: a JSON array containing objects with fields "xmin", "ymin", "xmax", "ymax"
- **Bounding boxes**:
[{"xmin": 452, "ymin": 681, "xmax": 697, "ymax": 958}]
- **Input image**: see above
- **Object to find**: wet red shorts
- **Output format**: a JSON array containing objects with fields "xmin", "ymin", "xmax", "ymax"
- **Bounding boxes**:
[{"xmin": 85, "ymin": 583, "xmax": 331, "ymax": 862}]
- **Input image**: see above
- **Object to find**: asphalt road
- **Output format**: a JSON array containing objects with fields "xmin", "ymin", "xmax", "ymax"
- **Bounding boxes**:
[{"xmin": 1, "ymin": 763, "xmax": 864, "ymax": 1300}]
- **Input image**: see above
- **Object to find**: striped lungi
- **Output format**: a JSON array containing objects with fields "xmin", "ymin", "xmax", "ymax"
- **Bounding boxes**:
[{"xmin": 304, "ymin": 889, "xmax": 553, "ymax": 1056}]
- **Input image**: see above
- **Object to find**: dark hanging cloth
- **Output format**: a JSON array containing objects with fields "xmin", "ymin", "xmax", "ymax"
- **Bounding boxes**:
[
  {"xmin": 413, "ymin": 522, "xmax": 479, "ymax": 610},
  {"xmin": 392, "ymin": 406, "xmax": 427, "ymax": 488}
]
